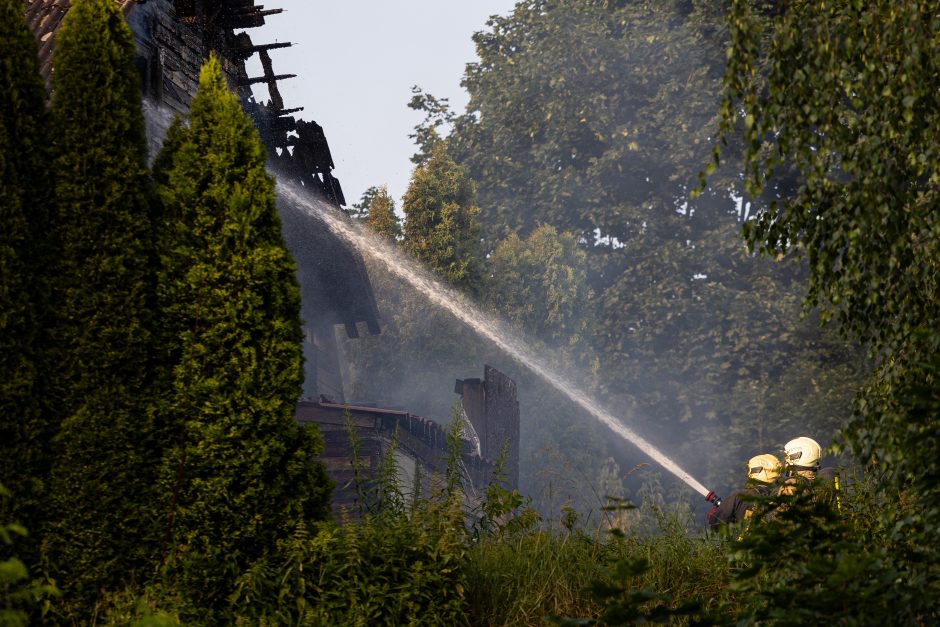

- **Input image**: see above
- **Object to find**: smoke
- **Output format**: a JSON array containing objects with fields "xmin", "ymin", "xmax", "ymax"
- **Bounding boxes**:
[
  {"xmin": 142, "ymin": 98, "xmax": 178, "ymax": 164},
  {"xmin": 276, "ymin": 180, "xmax": 711, "ymax": 498},
  {"xmin": 140, "ymin": 96, "xmax": 713, "ymax": 517}
]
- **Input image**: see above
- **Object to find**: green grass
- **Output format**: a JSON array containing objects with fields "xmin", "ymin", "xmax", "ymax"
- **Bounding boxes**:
[
  {"xmin": 464, "ymin": 509, "xmax": 729, "ymax": 626},
  {"xmin": 465, "ymin": 529, "xmax": 604, "ymax": 626}
]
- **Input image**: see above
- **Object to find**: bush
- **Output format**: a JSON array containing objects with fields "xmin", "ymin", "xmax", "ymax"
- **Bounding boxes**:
[
  {"xmin": 0, "ymin": 484, "xmax": 57, "ymax": 626},
  {"xmin": 465, "ymin": 528, "xmax": 604, "ymax": 626},
  {"xmin": 228, "ymin": 413, "xmax": 472, "ymax": 625},
  {"xmin": 718, "ymin": 470, "xmax": 939, "ymax": 625},
  {"xmin": 467, "ymin": 501, "xmax": 726, "ymax": 627}
]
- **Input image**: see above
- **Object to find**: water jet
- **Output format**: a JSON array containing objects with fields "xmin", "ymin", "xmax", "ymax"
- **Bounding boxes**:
[{"xmin": 277, "ymin": 181, "xmax": 711, "ymax": 498}]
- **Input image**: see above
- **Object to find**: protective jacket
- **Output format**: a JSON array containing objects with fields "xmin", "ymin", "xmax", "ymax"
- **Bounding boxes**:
[
  {"xmin": 707, "ymin": 482, "xmax": 772, "ymax": 531},
  {"xmin": 777, "ymin": 469, "xmax": 816, "ymax": 497}
]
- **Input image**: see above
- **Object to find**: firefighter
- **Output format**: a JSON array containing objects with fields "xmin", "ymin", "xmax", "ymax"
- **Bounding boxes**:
[
  {"xmin": 707, "ymin": 453, "xmax": 782, "ymax": 532},
  {"xmin": 777, "ymin": 436, "xmax": 822, "ymax": 497},
  {"xmin": 816, "ymin": 466, "xmax": 844, "ymax": 512}
]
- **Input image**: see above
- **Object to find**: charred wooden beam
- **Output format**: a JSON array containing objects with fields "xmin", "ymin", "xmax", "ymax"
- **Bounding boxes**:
[
  {"xmin": 251, "ymin": 41, "xmax": 292, "ymax": 52},
  {"xmin": 323, "ymin": 171, "xmax": 347, "ymax": 207},
  {"xmin": 223, "ymin": 7, "xmax": 284, "ymax": 29},
  {"xmin": 239, "ymin": 72, "xmax": 295, "ymax": 86},
  {"xmin": 257, "ymin": 49, "xmax": 285, "ymax": 110},
  {"xmin": 233, "ymin": 40, "xmax": 293, "ymax": 60}
]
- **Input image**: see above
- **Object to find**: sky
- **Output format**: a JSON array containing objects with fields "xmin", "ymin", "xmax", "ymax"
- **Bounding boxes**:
[{"xmin": 243, "ymin": 1, "xmax": 519, "ymax": 209}]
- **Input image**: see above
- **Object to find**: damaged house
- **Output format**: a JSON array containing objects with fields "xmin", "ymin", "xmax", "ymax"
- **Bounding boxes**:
[{"xmin": 23, "ymin": 0, "xmax": 519, "ymax": 513}]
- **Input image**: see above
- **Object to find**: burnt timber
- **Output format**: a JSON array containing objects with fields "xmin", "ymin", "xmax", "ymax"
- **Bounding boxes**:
[
  {"xmin": 302, "ymin": 365, "xmax": 520, "ymax": 515},
  {"xmin": 456, "ymin": 365, "xmax": 520, "ymax": 489},
  {"xmin": 23, "ymin": 0, "xmax": 521, "ymax": 510}
]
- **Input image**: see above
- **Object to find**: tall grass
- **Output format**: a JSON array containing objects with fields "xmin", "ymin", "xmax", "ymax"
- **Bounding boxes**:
[
  {"xmin": 465, "ymin": 529, "xmax": 604, "ymax": 626},
  {"xmin": 465, "ymin": 505, "xmax": 728, "ymax": 626}
]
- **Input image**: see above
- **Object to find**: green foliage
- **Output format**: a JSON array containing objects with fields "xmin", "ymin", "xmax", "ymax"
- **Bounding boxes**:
[
  {"xmin": 406, "ymin": 0, "xmax": 868, "ymax": 500},
  {"xmin": 77, "ymin": 582, "xmax": 185, "ymax": 627},
  {"xmin": 715, "ymin": 472, "xmax": 937, "ymax": 625},
  {"xmin": 408, "ymin": 87, "xmax": 455, "ymax": 166},
  {"xmin": 577, "ymin": 504, "xmax": 723, "ymax": 626},
  {"xmin": 231, "ymin": 503, "xmax": 469, "ymax": 626},
  {"xmin": 402, "ymin": 141, "xmax": 483, "ymax": 294},
  {"xmin": 43, "ymin": 0, "xmax": 161, "ymax": 608},
  {"xmin": 340, "ymin": 217, "xmax": 488, "ymax": 423},
  {"xmin": 341, "ymin": 409, "xmax": 409, "ymax": 521},
  {"xmin": 151, "ymin": 56, "xmax": 331, "ymax": 617},
  {"xmin": 559, "ymin": 555, "xmax": 699, "ymax": 626},
  {"xmin": 365, "ymin": 185, "xmax": 402, "ymax": 241},
  {"xmin": 0, "ymin": 485, "xmax": 58, "ymax": 627},
  {"xmin": 349, "ymin": 185, "xmax": 379, "ymax": 221},
  {"xmin": 466, "ymin": 529, "xmax": 605, "ymax": 626},
  {"xmin": 229, "ymin": 425, "xmax": 472, "ymax": 626},
  {"xmin": 471, "ymin": 440, "xmax": 542, "ymax": 542},
  {"xmin": 714, "ymin": 1, "xmax": 940, "ymax": 617},
  {"xmin": 485, "ymin": 225, "xmax": 593, "ymax": 349},
  {"xmin": 7, "ymin": 0, "xmax": 932, "ymax": 621},
  {"xmin": 467, "ymin": 503, "xmax": 725, "ymax": 627},
  {"xmin": 720, "ymin": 1, "xmax": 939, "ymax": 347},
  {"xmin": 451, "ymin": 0, "xmax": 732, "ymax": 245},
  {"xmin": 0, "ymin": 0, "xmax": 53, "ymax": 554}
]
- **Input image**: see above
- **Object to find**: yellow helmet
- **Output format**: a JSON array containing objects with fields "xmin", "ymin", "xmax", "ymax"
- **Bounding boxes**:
[
  {"xmin": 747, "ymin": 453, "xmax": 782, "ymax": 484},
  {"xmin": 784, "ymin": 437, "xmax": 822, "ymax": 469}
]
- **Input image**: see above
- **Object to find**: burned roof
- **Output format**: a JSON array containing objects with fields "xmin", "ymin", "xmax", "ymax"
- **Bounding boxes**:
[
  {"xmin": 25, "ymin": 0, "xmax": 136, "ymax": 92},
  {"xmin": 23, "ymin": 0, "xmax": 382, "ymax": 338}
]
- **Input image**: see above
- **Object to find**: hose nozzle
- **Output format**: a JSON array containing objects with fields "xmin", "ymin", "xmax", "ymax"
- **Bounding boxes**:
[{"xmin": 705, "ymin": 490, "xmax": 722, "ymax": 507}]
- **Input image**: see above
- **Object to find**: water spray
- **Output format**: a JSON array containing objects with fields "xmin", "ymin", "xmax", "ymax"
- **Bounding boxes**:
[{"xmin": 276, "ymin": 181, "xmax": 712, "ymax": 498}]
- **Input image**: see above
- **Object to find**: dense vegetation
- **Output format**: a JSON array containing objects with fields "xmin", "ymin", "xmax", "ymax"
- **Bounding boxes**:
[
  {"xmin": 0, "ymin": 0, "xmax": 52, "ymax": 571},
  {"xmin": 345, "ymin": 0, "xmax": 865, "ymax": 511},
  {"xmin": 43, "ymin": 0, "xmax": 160, "ymax": 602},
  {"xmin": 1, "ymin": 0, "xmax": 938, "ymax": 624},
  {"xmin": 706, "ymin": 1, "xmax": 940, "ymax": 620},
  {"xmin": 0, "ymin": 0, "xmax": 330, "ymax": 622},
  {"xmin": 345, "ymin": 0, "xmax": 938, "ymax": 623}
]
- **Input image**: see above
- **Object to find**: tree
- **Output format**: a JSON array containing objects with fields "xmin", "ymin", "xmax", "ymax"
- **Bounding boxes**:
[
  {"xmin": 719, "ymin": 0, "xmax": 940, "ymax": 512},
  {"xmin": 42, "ymin": 0, "xmax": 160, "ymax": 606},
  {"xmin": 365, "ymin": 185, "xmax": 402, "ymax": 241},
  {"xmin": 712, "ymin": 0, "xmax": 940, "ymax": 621},
  {"xmin": 450, "ymin": 0, "xmax": 732, "ymax": 248},
  {"xmin": 342, "ymin": 146, "xmax": 486, "ymax": 423},
  {"xmin": 408, "ymin": 87, "xmax": 455, "ymax": 166},
  {"xmin": 0, "ymin": 0, "xmax": 53, "ymax": 550},
  {"xmin": 402, "ymin": 141, "xmax": 483, "ymax": 294},
  {"xmin": 430, "ymin": 0, "xmax": 863, "ymax": 495},
  {"xmin": 349, "ymin": 185, "xmax": 379, "ymax": 222},
  {"xmin": 485, "ymin": 225, "xmax": 593, "ymax": 350},
  {"xmin": 152, "ymin": 56, "xmax": 331, "ymax": 617}
]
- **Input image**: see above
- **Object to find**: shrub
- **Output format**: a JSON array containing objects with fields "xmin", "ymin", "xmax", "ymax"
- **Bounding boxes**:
[{"xmin": 0, "ymin": 484, "xmax": 57, "ymax": 626}]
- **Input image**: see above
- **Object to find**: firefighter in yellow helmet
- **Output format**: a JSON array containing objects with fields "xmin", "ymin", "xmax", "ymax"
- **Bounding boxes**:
[
  {"xmin": 707, "ymin": 453, "xmax": 782, "ymax": 531},
  {"xmin": 777, "ymin": 436, "xmax": 822, "ymax": 497}
]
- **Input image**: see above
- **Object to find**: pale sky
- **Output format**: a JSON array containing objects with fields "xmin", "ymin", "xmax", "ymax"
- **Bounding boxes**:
[{"xmin": 243, "ymin": 1, "xmax": 518, "ymax": 209}]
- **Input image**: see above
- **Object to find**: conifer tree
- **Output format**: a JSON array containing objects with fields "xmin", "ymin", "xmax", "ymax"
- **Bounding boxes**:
[
  {"xmin": 152, "ymin": 56, "xmax": 331, "ymax": 615},
  {"xmin": 366, "ymin": 185, "xmax": 402, "ymax": 241},
  {"xmin": 349, "ymin": 184, "xmax": 379, "ymax": 222},
  {"xmin": 43, "ymin": 0, "xmax": 159, "ymax": 605},
  {"xmin": 0, "ymin": 0, "xmax": 53, "ymax": 543},
  {"xmin": 402, "ymin": 141, "xmax": 482, "ymax": 293}
]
